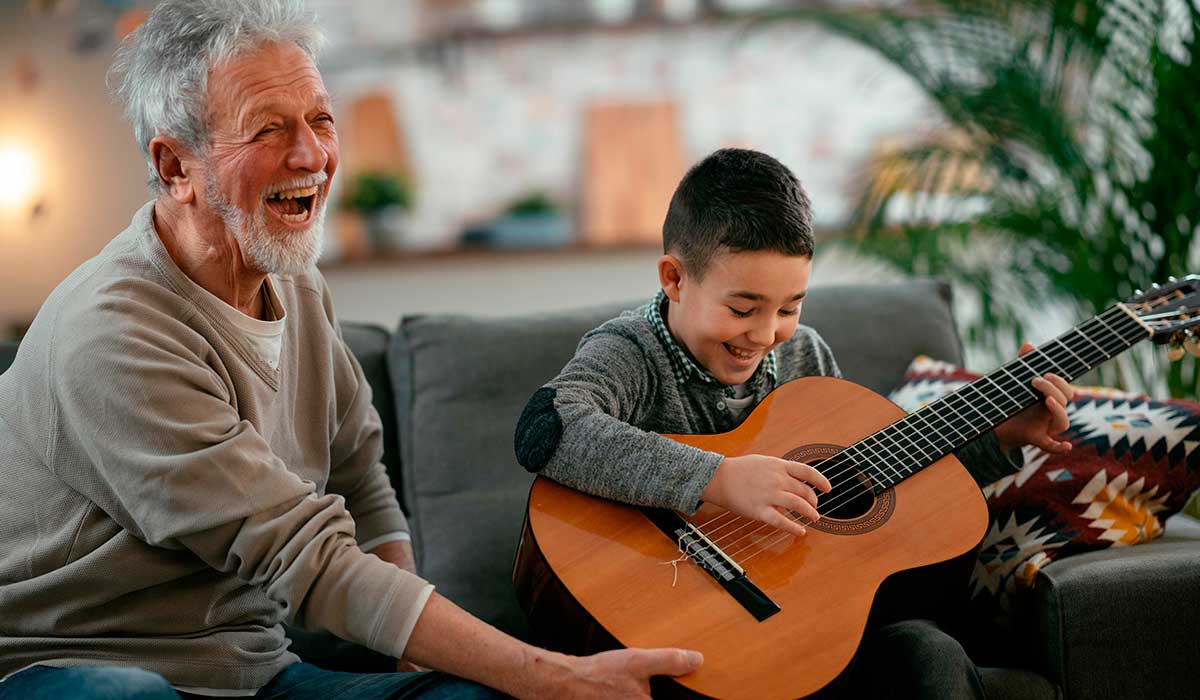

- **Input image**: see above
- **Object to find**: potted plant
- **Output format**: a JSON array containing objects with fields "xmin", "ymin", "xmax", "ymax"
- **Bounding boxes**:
[
  {"xmin": 487, "ymin": 191, "xmax": 572, "ymax": 249},
  {"xmin": 340, "ymin": 170, "xmax": 413, "ymax": 251}
]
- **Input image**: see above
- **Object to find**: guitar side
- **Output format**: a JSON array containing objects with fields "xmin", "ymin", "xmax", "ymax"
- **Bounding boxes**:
[{"xmin": 515, "ymin": 376, "xmax": 989, "ymax": 700}]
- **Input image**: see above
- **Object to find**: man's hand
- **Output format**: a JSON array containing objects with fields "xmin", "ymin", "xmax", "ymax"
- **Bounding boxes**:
[
  {"xmin": 401, "ymin": 593, "xmax": 701, "ymax": 699},
  {"xmin": 701, "ymin": 454, "xmax": 832, "ymax": 537},
  {"xmin": 995, "ymin": 342, "xmax": 1076, "ymax": 454},
  {"xmin": 529, "ymin": 648, "xmax": 703, "ymax": 700}
]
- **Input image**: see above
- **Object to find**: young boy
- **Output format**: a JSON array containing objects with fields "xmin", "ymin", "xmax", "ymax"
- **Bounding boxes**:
[{"xmin": 514, "ymin": 148, "xmax": 1073, "ymax": 699}]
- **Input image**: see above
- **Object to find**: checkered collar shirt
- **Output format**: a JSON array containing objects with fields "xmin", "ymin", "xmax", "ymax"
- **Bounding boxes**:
[{"xmin": 643, "ymin": 289, "xmax": 778, "ymax": 389}]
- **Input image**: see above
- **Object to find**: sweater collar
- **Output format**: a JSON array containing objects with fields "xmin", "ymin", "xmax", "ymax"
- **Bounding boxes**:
[{"xmin": 643, "ymin": 289, "xmax": 777, "ymax": 389}]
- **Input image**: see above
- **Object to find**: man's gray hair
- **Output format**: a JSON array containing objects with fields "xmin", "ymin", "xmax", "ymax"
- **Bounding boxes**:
[{"xmin": 110, "ymin": 0, "xmax": 325, "ymax": 192}]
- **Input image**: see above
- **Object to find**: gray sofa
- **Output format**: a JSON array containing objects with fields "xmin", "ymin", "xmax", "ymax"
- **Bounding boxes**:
[{"xmin": 2, "ymin": 278, "xmax": 1196, "ymax": 699}]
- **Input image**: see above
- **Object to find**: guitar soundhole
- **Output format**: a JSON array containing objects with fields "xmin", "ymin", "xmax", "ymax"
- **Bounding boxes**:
[
  {"xmin": 816, "ymin": 462, "xmax": 874, "ymax": 520},
  {"xmin": 783, "ymin": 443, "xmax": 896, "ymax": 535}
]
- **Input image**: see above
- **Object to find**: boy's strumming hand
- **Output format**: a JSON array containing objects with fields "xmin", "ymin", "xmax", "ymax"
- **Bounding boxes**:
[
  {"xmin": 702, "ymin": 454, "xmax": 832, "ymax": 537},
  {"xmin": 995, "ymin": 342, "xmax": 1076, "ymax": 454}
]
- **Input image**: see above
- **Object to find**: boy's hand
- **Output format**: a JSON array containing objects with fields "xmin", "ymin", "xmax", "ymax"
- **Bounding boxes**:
[
  {"xmin": 995, "ymin": 342, "xmax": 1075, "ymax": 454},
  {"xmin": 701, "ymin": 455, "xmax": 832, "ymax": 537}
]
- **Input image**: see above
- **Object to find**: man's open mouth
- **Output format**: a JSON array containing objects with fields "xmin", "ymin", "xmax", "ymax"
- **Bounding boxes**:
[{"xmin": 265, "ymin": 185, "xmax": 319, "ymax": 223}]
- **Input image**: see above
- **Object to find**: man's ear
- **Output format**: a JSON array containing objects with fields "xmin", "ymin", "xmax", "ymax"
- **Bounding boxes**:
[
  {"xmin": 149, "ymin": 136, "xmax": 195, "ymax": 204},
  {"xmin": 658, "ymin": 253, "xmax": 687, "ymax": 302}
]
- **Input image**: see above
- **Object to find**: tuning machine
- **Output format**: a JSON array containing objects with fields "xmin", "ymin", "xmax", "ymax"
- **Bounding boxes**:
[{"xmin": 1186, "ymin": 332, "xmax": 1200, "ymax": 358}]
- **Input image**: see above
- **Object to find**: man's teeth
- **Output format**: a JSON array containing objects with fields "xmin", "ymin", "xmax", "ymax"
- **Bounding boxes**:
[
  {"xmin": 271, "ymin": 185, "xmax": 320, "ymax": 200},
  {"xmin": 279, "ymin": 211, "xmax": 308, "ymax": 222},
  {"xmin": 727, "ymin": 344, "xmax": 758, "ymax": 360}
]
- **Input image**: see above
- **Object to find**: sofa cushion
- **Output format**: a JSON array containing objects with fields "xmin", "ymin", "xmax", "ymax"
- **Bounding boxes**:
[
  {"xmin": 889, "ymin": 356, "xmax": 1200, "ymax": 629},
  {"xmin": 390, "ymin": 279, "xmax": 964, "ymax": 636},
  {"xmin": 1032, "ymin": 540, "xmax": 1200, "ymax": 700}
]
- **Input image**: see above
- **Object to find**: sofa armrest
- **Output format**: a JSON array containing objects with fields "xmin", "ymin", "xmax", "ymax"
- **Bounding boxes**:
[{"xmin": 1030, "ymin": 540, "xmax": 1200, "ymax": 700}]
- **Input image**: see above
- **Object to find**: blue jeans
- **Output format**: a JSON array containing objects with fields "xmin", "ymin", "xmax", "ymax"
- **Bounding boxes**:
[{"xmin": 0, "ymin": 663, "xmax": 506, "ymax": 700}]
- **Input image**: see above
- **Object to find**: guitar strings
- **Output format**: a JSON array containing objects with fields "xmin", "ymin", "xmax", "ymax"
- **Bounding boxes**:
[
  {"xmin": 682, "ymin": 306, "xmax": 1141, "ymax": 565},
  {"xmin": 726, "ymin": 307, "xmax": 1142, "ymax": 563},
  {"xmin": 722, "ymin": 307, "xmax": 1140, "ymax": 561}
]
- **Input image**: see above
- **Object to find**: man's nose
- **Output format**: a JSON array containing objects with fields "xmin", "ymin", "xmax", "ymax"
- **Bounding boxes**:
[{"xmin": 287, "ymin": 124, "xmax": 328, "ymax": 172}]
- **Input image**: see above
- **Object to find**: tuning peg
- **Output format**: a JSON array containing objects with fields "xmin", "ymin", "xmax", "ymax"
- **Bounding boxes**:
[
  {"xmin": 1186, "ymin": 335, "xmax": 1200, "ymax": 357},
  {"xmin": 1169, "ymin": 276, "xmax": 1178, "ymax": 283},
  {"xmin": 1168, "ymin": 344, "xmax": 1186, "ymax": 361}
]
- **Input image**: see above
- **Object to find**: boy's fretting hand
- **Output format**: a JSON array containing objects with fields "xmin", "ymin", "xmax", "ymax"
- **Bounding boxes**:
[
  {"xmin": 994, "ymin": 342, "xmax": 1076, "ymax": 454},
  {"xmin": 701, "ymin": 454, "xmax": 832, "ymax": 537}
]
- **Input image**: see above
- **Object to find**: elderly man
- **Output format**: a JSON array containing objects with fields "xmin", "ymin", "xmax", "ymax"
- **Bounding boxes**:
[{"xmin": 0, "ymin": 1, "xmax": 701, "ymax": 698}]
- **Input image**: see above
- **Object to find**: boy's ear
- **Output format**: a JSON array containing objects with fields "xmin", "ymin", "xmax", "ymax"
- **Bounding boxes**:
[
  {"xmin": 658, "ymin": 254, "xmax": 687, "ymax": 302},
  {"xmin": 149, "ymin": 135, "xmax": 196, "ymax": 205}
]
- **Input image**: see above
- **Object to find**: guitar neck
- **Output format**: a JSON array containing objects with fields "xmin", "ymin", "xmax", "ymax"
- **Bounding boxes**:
[{"xmin": 851, "ymin": 304, "xmax": 1153, "ymax": 492}]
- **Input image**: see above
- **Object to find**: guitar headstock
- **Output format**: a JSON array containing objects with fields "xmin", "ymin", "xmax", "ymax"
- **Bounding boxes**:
[{"xmin": 1126, "ymin": 275, "xmax": 1200, "ymax": 359}]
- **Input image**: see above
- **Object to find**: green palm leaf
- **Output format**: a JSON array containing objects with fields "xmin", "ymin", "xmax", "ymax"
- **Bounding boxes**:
[{"xmin": 762, "ymin": 0, "xmax": 1199, "ymax": 397}]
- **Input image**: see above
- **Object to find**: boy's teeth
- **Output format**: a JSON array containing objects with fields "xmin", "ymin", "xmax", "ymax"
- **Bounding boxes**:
[{"xmin": 727, "ymin": 344, "xmax": 756, "ymax": 359}]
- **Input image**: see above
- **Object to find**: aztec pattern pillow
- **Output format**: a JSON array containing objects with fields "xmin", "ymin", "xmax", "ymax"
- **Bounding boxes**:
[{"xmin": 888, "ymin": 355, "xmax": 1200, "ymax": 625}]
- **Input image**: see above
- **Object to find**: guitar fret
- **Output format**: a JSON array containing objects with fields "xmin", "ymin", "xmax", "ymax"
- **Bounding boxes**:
[
  {"xmin": 1053, "ymin": 338, "xmax": 1089, "ymax": 373},
  {"xmin": 828, "ymin": 299, "xmax": 1169, "ymax": 498}
]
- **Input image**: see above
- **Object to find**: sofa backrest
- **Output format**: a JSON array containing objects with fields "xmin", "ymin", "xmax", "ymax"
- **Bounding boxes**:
[
  {"xmin": 0, "ymin": 341, "xmax": 16, "ymax": 376},
  {"xmin": 389, "ymin": 278, "xmax": 963, "ymax": 636}
]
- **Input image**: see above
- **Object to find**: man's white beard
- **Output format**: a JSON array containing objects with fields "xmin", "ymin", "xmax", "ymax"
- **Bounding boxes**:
[{"xmin": 206, "ymin": 173, "xmax": 325, "ymax": 275}]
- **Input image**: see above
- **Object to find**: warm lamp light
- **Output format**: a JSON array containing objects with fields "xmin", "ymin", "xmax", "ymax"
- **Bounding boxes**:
[{"xmin": 0, "ymin": 144, "xmax": 39, "ymax": 212}]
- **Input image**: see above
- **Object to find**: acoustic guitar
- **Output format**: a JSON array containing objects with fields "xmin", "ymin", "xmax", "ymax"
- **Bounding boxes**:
[{"xmin": 513, "ymin": 276, "xmax": 1200, "ymax": 700}]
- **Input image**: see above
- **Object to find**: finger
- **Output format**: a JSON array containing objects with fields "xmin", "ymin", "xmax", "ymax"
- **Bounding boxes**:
[
  {"xmin": 625, "ymin": 648, "xmax": 704, "ymax": 678},
  {"xmin": 1038, "ymin": 395, "xmax": 1069, "ymax": 434},
  {"xmin": 777, "ymin": 491, "xmax": 820, "ymax": 522},
  {"xmin": 1037, "ymin": 436, "xmax": 1073, "ymax": 454},
  {"xmin": 765, "ymin": 507, "xmax": 808, "ymax": 537},
  {"xmin": 1018, "ymin": 341, "xmax": 1036, "ymax": 356},
  {"xmin": 1033, "ymin": 375, "xmax": 1070, "ymax": 406},
  {"xmin": 784, "ymin": 460, "xmax": 832, "ymax": 493},
  {"xmin": 777, "ymin": 475, "xmax": 816, "ymax": 509},
  {"xmin": 1048, "ymin": 374, "xmax": 1075, "ymax": 402}
]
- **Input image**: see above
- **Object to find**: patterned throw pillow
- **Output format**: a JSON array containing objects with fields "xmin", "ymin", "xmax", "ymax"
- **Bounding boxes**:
[{"xmin": 888, "ymin": 355, "xmax": 1200, "ymax": 626}]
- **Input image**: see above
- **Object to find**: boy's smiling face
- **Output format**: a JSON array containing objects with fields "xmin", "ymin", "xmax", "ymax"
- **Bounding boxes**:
[{"xmin": 660, "ymin": 248, "xmax": 813, "ymax": 386}]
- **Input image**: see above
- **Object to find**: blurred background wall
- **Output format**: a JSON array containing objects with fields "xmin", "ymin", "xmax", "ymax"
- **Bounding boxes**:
[
  {"xmin": 5, "ymin": 0, "xmax": 1194, "ymax": 396},
  {"xmin": 0, "ymin": 0, "xmax": 918, "ymax": 333}
]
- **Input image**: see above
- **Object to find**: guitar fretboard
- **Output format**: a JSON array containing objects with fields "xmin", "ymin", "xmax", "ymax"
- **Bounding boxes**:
[{"xmin": 830, "ymin": 304, "xmax": 1150, "ymax": 495}]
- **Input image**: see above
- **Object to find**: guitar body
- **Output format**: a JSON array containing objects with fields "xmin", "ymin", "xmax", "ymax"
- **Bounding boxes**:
[{"xmin": 514, "ymin": 376, "xmax": 989, "ymax": 700}]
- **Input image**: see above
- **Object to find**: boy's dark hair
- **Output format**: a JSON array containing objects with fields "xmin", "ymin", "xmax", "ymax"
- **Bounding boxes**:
[{"xmin": 662, "ymin": 148, "xmax": 814, "ymax": 277}]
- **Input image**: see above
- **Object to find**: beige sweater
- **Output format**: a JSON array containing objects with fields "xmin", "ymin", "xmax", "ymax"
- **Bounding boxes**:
[{"xmin": 0, "ymin": 203, "xmax": 431, "ymax": 690}]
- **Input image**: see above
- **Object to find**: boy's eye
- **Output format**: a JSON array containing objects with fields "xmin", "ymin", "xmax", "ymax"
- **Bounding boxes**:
[
  {"xmin": 779, "ymin": 307, "xmax": 801, "ymax": 317},
  {"xmin": 728, "ymin": 307, "xmax": 753, "ymax": 318}
]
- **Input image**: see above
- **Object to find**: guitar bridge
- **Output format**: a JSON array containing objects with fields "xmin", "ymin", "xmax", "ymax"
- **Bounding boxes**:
[{"xmin": 642, "ymin": 508, "xmax": 781, "ymax": 622}]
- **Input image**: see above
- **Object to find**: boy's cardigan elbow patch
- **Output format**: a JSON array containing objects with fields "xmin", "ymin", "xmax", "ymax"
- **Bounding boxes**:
[{"xmin": 514, "ymin": 387, "xmax": 563, "ymax": 473}]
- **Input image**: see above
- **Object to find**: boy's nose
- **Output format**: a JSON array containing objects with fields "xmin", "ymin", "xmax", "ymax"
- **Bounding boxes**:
[{"xmin": 747, "ymin": 320, "xmax": 776, "ymax": 346}]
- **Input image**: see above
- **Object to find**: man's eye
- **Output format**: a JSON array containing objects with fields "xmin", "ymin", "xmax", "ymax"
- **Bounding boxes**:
[
  {"xmin": 256, "ymin": 126, "xmax": 278, "ymax": 138},
  {"xmin": 779, "ymin": 307, "xmax": 800, "ymax": 317},
  {"xmin": 728, "ymin": 307, "xmax": 753, "ymax": 318}
]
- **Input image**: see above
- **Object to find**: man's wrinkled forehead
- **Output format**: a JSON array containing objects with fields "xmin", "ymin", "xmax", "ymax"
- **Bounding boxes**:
[{"xmin": 204, "ymin": 43, "xmax": 328, "ymax": 131}]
